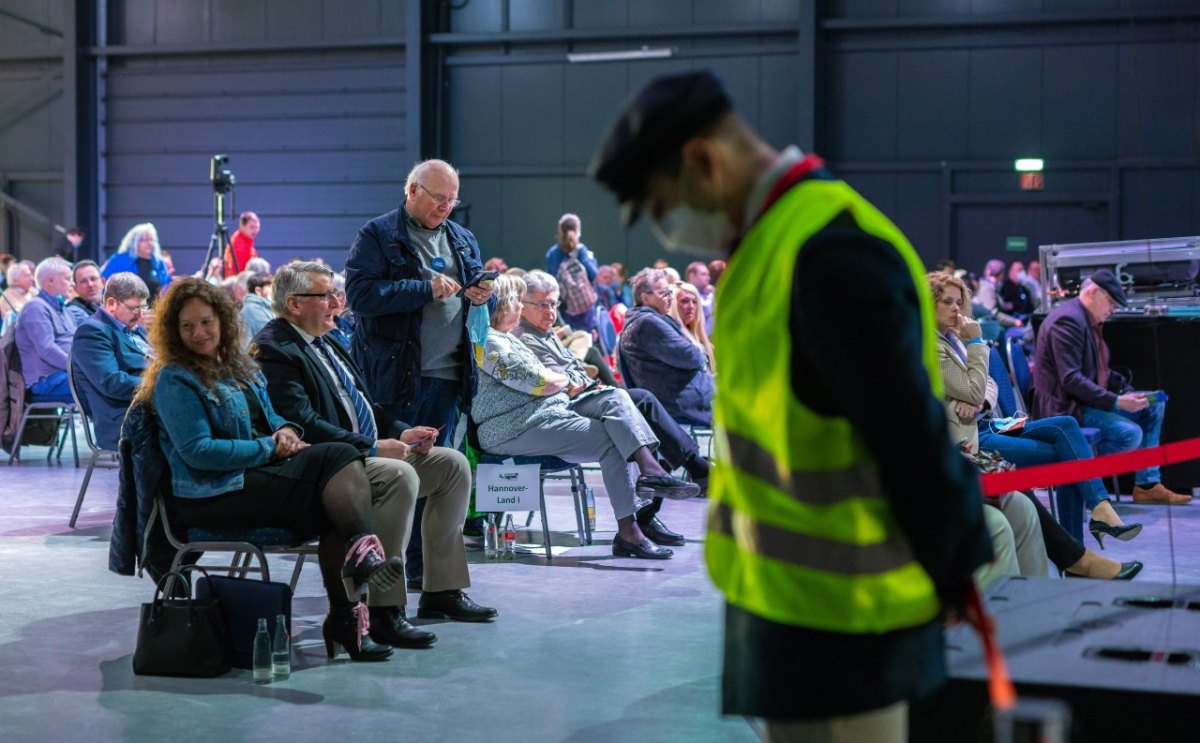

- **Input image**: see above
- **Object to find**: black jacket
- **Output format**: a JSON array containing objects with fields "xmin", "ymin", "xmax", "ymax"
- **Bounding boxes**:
[
  {"xmin": 108, "ymin": 401, "xmax": 177, "ymax": 580},
  {"xmin": 344, "ymin": 207, "xmax": 484, "ymax": 409},
  {"xmin": 252, "ymin": 318, "xmax": 409, "ymax": 451}
]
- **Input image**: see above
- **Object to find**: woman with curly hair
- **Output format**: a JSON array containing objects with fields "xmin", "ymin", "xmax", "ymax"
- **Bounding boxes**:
[
  {"xmin": 101, "ymin": 223, "xmax": 172, "ymax": 301},
  {"xmin": 136, "ymin": 277, "xmax": 404, "ymax": 661}
]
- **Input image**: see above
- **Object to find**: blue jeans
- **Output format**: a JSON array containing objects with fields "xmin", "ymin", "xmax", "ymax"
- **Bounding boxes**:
[
  {"xmin": 1081, "ymin": 402, "xmax": 1166, "ymax": 487},
  {"xmin": 978, "ymin": 415, "xmax": 1110, "ymax": 543},
  {"xmin": 382, "ymin": 376, "xmax": 462, "ymax": 581},
  {"xmin": 29, "ymin": 371, "xmax": 72, "ymax": 403}
]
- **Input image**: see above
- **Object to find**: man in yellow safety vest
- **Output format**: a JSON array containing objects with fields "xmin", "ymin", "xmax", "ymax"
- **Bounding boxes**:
[{"xmin": 590, "ymin": 70, "xmax": 993, "ymax": 743}]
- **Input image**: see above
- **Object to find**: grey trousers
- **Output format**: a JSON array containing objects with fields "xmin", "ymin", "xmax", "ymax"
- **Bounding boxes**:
[
  {"xmin": 974, "ymin": 492, "xmax": 1048, "ymax": 589},
  {"xmin": 364, "ymin": 446, "xmax": 472, "ymax": 606},
  {"xmin": 489, "ymin": 389, "xmax": 658, "ymax": 520}
]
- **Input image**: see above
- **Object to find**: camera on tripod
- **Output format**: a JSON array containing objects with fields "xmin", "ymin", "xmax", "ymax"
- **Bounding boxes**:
[{"xmin": 210, "ymin": 154, "xmax": 235, "ymax": 194}]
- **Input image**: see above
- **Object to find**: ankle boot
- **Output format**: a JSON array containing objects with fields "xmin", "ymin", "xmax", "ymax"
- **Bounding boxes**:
[
  {"xmin": 341, "ymin": 533, "xmax": 405, "ymax": 602},
  {"xmin": 323, "ymin": 603, "xmax": 393, "ymax": 662}
]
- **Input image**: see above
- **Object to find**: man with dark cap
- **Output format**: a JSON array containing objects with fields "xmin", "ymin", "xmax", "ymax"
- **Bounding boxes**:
[
  {"xmin": 1033, "ymin": 269, "xmax": 1188, "ymax": 505},
  {"xmin": 590, "ymin": 69, "xmax": 992, "ymax": 742}
]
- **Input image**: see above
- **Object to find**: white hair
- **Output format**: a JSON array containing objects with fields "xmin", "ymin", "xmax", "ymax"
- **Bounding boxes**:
[
  {"xmin": 34, "ymin": 257, "xmax": 72, "ymax": 288},
  {"xmin": 404, "ymin": 159, "xmax": 459, "ymax": 194},
  {"xmin": 116, "ymin": 223, "xmax": 163, "ymax": 261},
  {"xmin": 522, "ymin": 269, "xmax": 559, "ymax": 296}
]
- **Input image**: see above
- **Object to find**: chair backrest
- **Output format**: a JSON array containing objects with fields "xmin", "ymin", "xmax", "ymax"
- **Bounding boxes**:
[
  {"xmin": 615, "ymin": 344, "xmax": 637, "ymax": 389},
  {"xmin": 1005, "ymin": 335, "xmax": 1033, "ymax": 403},
  {"xmin": 66, "ymin": 350, "xmax": 101, "ymax": 452},
  {"xmin": 987, "ymin": 345, "xmax": 1023, "ymax": 417}
]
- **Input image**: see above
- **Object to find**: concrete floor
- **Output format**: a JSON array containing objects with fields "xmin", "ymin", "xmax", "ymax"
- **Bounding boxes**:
[
  {"xmin": 0, "ymin": 445, "xmax": 758, "ymax": 743},
  {"xmin": 2, "ymin": 438, "xmax": 1197, "ymax": 743}
]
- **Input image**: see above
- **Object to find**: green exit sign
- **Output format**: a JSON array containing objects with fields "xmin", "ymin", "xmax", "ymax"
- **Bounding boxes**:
[{"xmin": 1006, "ymin": 236, "xmax": 1028, "ymax": 252}]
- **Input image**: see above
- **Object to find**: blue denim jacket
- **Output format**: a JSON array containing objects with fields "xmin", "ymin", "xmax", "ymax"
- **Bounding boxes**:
[{"xmin": 152, "ymin": 363, "xmax": 292, "ymax": 498}]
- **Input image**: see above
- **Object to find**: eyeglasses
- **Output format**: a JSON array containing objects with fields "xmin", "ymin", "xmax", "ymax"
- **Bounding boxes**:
[
  {"xmin": 417, "ymin": 183, "xmax": 461, "ymax": 208},
  {"xmin": 525, "ymin": 300, "xmax": 560, "ymax": 311},
  {"xmin": 292, "ymin": 292, "xmax": 338, "ymax": 303},
  {"xmin": 654, "ymin": 289, "xmax": 674, "ymax": 299},
  {"xmin": 121, "ymin": 301, "xmax": 149, "ymax": 313}
]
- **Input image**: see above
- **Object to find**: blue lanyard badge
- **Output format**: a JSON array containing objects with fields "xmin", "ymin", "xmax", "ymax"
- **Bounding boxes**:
[{"xmin": 431, "ymin": 256, "xmax": 447, "ymax": 272}]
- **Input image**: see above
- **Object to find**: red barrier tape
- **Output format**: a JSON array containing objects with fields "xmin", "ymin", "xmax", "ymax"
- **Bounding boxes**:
[
  {"xmin": 967, "ymin": 585, "xmax": 1015, "ymax": 711},
  {"xmin": 979, "ymin": 436, "xmax": 1200, "ymax": 497}
]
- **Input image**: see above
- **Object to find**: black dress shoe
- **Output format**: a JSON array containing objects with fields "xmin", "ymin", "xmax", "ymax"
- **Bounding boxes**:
[
  {"xmin": 1064, "ymin": 561, "xmax": 1143, "ymax": 580},
  {"xmin": 636, "ymin": 474, "xmax": 700, "ymax": 500},
  {"xmin": 417, "ymin": 590, "xmax": 499, "ymax": 622},
  {"xmin": 368, "ymin": 605, "xmax": 437, "ymax": 648},
  {"xmin": 1087, "ymin": 520, "xmax": 1143, "ymax": 549},
  {"xmin": 639, "ymin": 516, "xmax": 685, "ymax": 547},
  {"xmin": 612, "ymin": 534, "xmax": 673, "ymax": 560}
]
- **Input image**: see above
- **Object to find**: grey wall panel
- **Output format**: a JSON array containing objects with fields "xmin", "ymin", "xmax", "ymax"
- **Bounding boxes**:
[
  {"xmin": 967, "ymin": 48, "xmax": 1042, "ymax": 160},
  {"xmin": 102, "ymin": 2, "xmax": 408, "ymax": 262},
  {"xmin": 562, "ymin": 64, "xmax": 629, "ymax": 161},
  {"xmin": 1118, "ymin": 43, "xmax": 1197, "ymax": 157},
  {"xmin": 509, "ymin": 0, "xmax": 564, "ymax": 33},
  {"xmin": 573, "ymin": 1, "xmax": 628, "ymax": 29},
  {"xmin": 1042, "ymin": 45, "xmax": 1118, "ymax": 159},
  {"xmin": 892, "ymin": 172, "xmax": 944, "ymax": 263},
  {"xmin": 628, "ymin": 0, "xmax": 694, "ymax": 28},
  {"xmin": 896, "ymin": 50, "xmax": 968, "ymax": 161},
  {"xmin": 501, "ymin": 64, "xmax": 564, "ymax": 165},
  {"xmin": 447, "ymin": 66, "xmax": 503, "ymax": 166},
  {"xmin": 1120, "ymin": 169, "xmax": 1200, "ymax": 240},
  {"xmin": 826, "ymin": 51, "xmax": 898, "ymax": 161}
]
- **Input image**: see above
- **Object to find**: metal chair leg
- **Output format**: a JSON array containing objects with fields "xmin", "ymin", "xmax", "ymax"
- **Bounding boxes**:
[
  {"xmin": 69, "ymin": 450, "xmax": 102, "ymax": 528},
  {"xmin": 539, "ymin": 478, "xmax": 552, "ymax": 559},
  {"xmin": 288, "ymin": 553, "xmax": 306, "ymax": 592},
  {"xmin": 570, "ymin": 467, "xmax": 587, "ymax": 547}
]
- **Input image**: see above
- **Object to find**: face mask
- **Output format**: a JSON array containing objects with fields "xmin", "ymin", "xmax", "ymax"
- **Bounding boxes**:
[
  {"xmin": 650, "ymin": 157, "xmax": 735, "ymax": 259},
  {"xmin": 1016, "ymin": 271, "xmax": 1029, "ymax": 284},
  {"xmin": 652, "ymin": 205, "xmax": 735, "ymax": 259},
  {"xmin": 467, "ymin": 302, "xmax": 490, "ymax": 346}
]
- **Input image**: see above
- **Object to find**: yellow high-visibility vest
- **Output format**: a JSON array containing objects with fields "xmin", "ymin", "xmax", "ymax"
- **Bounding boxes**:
[{"xmin": 706, "ymin": 176, "xmax": 943, "ymax": 633}]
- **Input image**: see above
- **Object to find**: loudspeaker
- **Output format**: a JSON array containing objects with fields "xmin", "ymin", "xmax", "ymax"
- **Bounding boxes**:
[{"xmin": 911, "ymin": 576, "xmax": 1200, "ymax": 742}]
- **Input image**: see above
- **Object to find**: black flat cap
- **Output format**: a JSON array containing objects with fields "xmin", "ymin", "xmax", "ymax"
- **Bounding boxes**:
[
  {"xmin": 1088, "ymin": 268, "xmax": 1128, "ymax": 307},
  {"xmin": 589, "ymin": 69, "xmax": 732, "ymax": 226}
]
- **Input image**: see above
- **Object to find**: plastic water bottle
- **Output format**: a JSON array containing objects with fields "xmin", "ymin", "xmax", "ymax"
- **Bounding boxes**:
[
  {"xmin": 253, "ymin": 617, "xmax": 272, "ymax": 683},
  {"xmin": 484, "ymin": 514, "xmax": 498, "ymax": 560},
  {"xmin": 503, "ymin": 514, "xmax": 517, "ymax": 560},
  {"xmin": 271, "ymin": 614, "xmax": 290, "ymax": 680},
  {"xmin": 585, "ymin": 488, "xmax": 597, "ymax": 532}
]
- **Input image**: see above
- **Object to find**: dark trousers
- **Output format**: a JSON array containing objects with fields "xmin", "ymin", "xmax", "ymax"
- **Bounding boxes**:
[
  {"xmin": 382, "ymin": 376, "xmax": 462, "ymax": 580},
  {"xmin": 627, "ymin": 387, "xmax": 700, "ymax": 520},
  {"xmin": 1020, "ymin": 490, "xmax": 1085, "ymax": 573}
]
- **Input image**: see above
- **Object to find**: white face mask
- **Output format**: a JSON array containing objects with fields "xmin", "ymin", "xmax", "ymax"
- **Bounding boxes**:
[{"xmin": 651, "ymin": 202, "xmax": 735, "ymax": 259}]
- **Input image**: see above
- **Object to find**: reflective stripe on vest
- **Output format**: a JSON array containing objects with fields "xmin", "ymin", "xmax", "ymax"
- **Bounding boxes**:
[{"xmin": 705, "ymin": 176, "xmax": 943, "ymax": 634}]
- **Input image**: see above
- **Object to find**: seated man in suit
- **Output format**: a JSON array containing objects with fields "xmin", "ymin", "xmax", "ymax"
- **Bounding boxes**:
[
  {"xmin": 514, "ymin": 270, "xmax": 712, "ymax": 548},
  {"xmin": 66, "ymin": 260, "xmax": 104, "ymax": 327},
  {"xmin": 70, "ymin": 273, "xmax": 154, "ymax": 450},
  {"xmin": 253, "ymin": 262, "xmax": 496, "ymax": 647},
  {"xmin": 15, "ymin": 257, "xmax": 77, "ymax": 402},
  {"xmin": 1033, "ymin": 269, "xmax": 1188, "ymax": 505}
]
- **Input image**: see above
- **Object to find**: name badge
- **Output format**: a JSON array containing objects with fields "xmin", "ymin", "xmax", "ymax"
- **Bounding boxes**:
[{"xmin": 431, "ymin": 256, "xmax": 447, "ymax": 272}]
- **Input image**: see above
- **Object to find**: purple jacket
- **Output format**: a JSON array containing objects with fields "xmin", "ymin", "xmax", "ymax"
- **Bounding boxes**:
[
  {"xmin": 1031, "ymin": 297, "xmax": 1128, "ymax": 421},
  {"xmin": 15, "ymin": 290, "xmax": 77, "ymax": 387}
]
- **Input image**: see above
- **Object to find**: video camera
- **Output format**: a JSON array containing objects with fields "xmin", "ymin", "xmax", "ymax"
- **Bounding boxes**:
[{"xmin": 210, "ymin": 154, "xmax": 235, "ymax": 194}]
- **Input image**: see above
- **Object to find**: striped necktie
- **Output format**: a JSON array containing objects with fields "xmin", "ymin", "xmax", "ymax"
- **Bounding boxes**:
[{"xmin": 313, "ymin": 336, "xmax": 377, "ymax": 441}]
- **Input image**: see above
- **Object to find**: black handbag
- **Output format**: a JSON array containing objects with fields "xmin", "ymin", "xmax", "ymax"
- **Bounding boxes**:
[
  {"xmin": 196, "ymin": 574, "xmax": 292, "ymax": 670},
  {"xmin": 132, "ymin": 566, "xmax": 232, "ymax": 677}
]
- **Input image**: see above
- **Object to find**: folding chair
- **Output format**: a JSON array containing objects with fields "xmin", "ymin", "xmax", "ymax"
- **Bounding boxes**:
[
  {"xmin": 7, "ymin": 393, "xmax": 79, "ymax": 466},
  {"xmin": 67, "ymin": 353, "xmax": 119, "ymax": 527},
  {"xmin": 154, "ymin": 491, "xmax": 317, "ymax": 593},
  {"xmin": 475, "ymin": 452, "xmax": 593, "ymax": 559}
]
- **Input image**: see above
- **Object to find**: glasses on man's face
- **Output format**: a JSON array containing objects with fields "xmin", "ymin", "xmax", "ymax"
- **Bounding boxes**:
[
  {"xmin": 417, "ymin": 183, "xmax": 461, "ymax": 208},
  {"xmin": 525, "ymin": 299, "xmax": 559, "ymax": 312},
  {"xmin": 121, "ymin": 301, "xmax": 149, "ymax": 314},
  {"xmin": 292, "ymin": 292, "xmax": 338, "ymax": 304},
  {"xmin": 655, "ymin": 289, "xmax": 674, "ymax": 299}
]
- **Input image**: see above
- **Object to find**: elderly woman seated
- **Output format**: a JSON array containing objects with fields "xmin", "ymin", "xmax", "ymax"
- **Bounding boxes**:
[
  {"xmin": 619, "ymin": 268, "xmax": 714, "ymax": 427},
  {"xmin": 472, "ymin": 275, "xmax": 700, "ymax": 560},
  {"xmin": 140, "ymin": 278, "xmax": 406, "ymax": 662}
]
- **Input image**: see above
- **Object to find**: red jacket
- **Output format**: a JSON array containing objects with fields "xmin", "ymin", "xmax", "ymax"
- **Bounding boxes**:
[{"xmin": 224, "ymin": 231, "xmax": 257, "ymax": 276}]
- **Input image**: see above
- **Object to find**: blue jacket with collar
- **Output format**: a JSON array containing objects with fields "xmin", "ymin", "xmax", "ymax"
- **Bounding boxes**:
[
  {"xmin": 71, "ymin": 309, "xmax": 152, "ymax": 450},
  {"xmin": 344, "ymin": 207, "xmax": 484, "ymax": 409},
  {"xmin": 152, "ymin": 363, "xmax": 294, "ymax": 498}
]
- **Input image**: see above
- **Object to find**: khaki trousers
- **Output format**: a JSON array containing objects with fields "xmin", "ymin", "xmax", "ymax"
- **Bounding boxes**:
[
  {"xmin": 765, "ymin": 702, "xmax": 907, "ymax": 743},
  {"xmin": 364, "ymin": 445, "xmax": 472, "ymax": 606}
]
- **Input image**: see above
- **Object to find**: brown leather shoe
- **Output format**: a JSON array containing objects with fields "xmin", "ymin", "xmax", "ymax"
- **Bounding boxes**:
[{"xmin": 1131, "ymin": 483, "xmax": 1192, "ymax": 505}]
